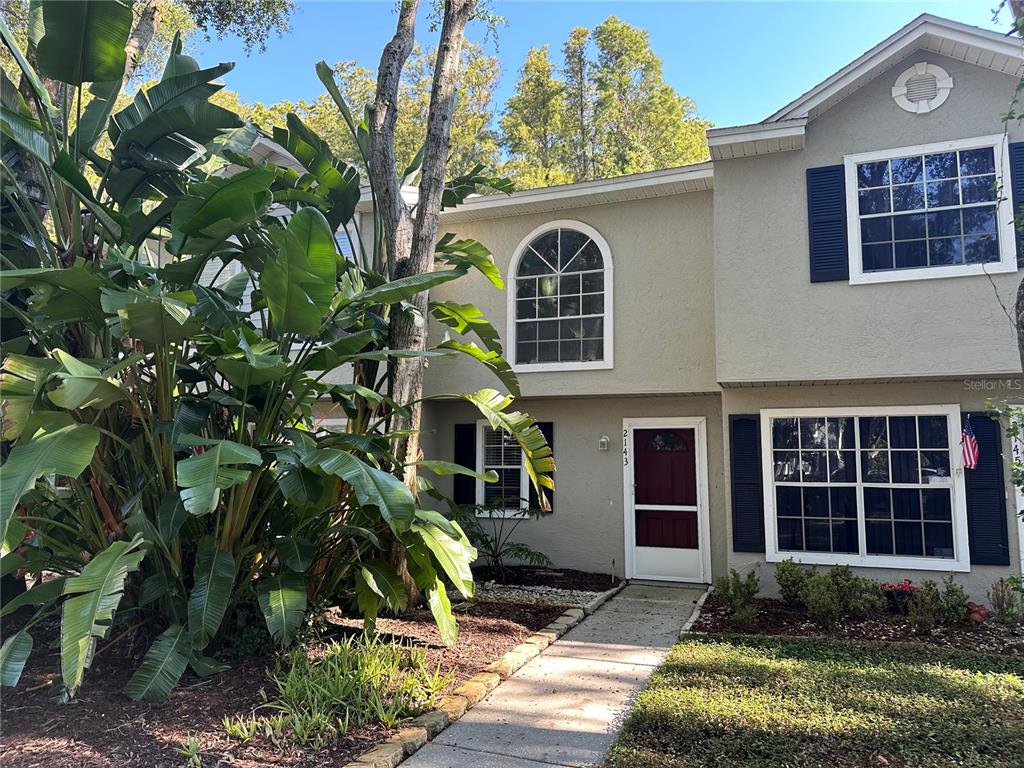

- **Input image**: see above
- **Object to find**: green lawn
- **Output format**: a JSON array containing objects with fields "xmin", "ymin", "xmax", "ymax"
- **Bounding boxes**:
[{"xmin": 605, "ymin": 635, "xmax": 1024, "ymax": 768}]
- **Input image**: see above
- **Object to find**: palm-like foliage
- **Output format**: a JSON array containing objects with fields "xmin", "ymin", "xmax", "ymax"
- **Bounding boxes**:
[{"xmin": 0, "ymin": 0, "xmax": 552, "ymax": 700}]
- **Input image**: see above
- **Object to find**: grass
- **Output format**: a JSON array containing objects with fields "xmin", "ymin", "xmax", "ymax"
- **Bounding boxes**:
[
  {"xmin": 222, "ymin": 634, "xmax": 452, "ymax": 750},
  {"xmin": 605, "ymin": 635, "xmax": 1024, "ymax": 768}
]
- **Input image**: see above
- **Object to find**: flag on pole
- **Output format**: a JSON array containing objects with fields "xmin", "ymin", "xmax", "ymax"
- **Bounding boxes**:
[{"xmin": 961, "ymin": 417, "xmax": 979, "ymax": 470}]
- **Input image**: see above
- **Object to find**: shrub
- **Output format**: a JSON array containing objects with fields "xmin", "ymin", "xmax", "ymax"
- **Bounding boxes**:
[
  {"xmin": 455, "ymin": 506, "xmax": 552, "ymax": 582},
  {"xmin": 827, "ymin": 565, "xmax": 857, "ymax": 602},
  {"xmin": 881, "ymin": 579, "xmax": 920, "ymax": 614},
  {"xmin": 908, "ymin": 580, "xmax": 940, "ymax": 634},
  {"xmin": 729, "ymin": 604, "xmax": 758, "ymax": 631},
  {"xmin": 938, "ymin": 575, "xmax": 968, "ymax": 626},
  {"xmin": 989, "ymin": 578, "xmax": 1021, "ymax": 625},
  {"xmin": 845, "ymin": 577, "xmax": 887, "ymax": 619},
  {"xmin": 774, "ymin": 558, "xmax": 811, "ymax": 607},
  {"xmin": 800, "ymin": 574, "xmax": 841, "ymax": 629},
  {"xmin": 715, "ymin": 569, "xmax": 759, "ymax": 615}
]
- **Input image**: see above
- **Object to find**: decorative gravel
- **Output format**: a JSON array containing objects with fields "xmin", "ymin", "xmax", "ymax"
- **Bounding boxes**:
[{"xmin": 476, "ymin": 581, "xmax": 609, "ymax": 607}]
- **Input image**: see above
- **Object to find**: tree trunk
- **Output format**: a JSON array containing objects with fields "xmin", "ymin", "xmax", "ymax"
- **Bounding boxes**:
[
  {"xmin": 368, "ymin": 0, "xmax": 478, "ymax": 606},
  {"xmin": 123, "ymin": 0, "xmax": 166, "ymax": 88}
]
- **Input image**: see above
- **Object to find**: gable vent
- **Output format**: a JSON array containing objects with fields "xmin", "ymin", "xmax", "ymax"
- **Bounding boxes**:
[
  {"xmin": 905, "ymin": 73, "xmax": 939, "ymax": 102},
  {"xmin": 892, "ymin": 62, "xmax": 953, "ymax": 114}
]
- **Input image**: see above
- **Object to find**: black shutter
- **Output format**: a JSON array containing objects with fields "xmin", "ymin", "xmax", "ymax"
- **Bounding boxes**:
[
  {"xmin": 964, "ymin": 412, "xmax": 1009, "ymax": 566},
  {"xmin": 1008, "ymin": 142, "xmax": 1024, "ymax": 264},
  {"xmin": 730, "ymin": 414, "xmax": 766, "ymax": 552},
  {"xmin": 529, "ymin": 422, "xmax": 554, "ymax": 512},
  {"xmin": 453, "ymin": 423, "xmax": 476, "ymax": 507},
  {"xmin": 806, "ymin": 164, "xmax": 849, "ymax": 283}
]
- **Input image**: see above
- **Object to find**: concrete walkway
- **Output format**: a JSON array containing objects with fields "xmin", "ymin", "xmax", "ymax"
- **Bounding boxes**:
[{"xmin": 404, "ymin": 584, "xmax": 706, "ymax": 768}]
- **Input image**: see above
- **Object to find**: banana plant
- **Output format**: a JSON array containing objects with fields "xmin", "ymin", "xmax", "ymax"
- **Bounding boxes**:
[{"xmin": 0, "ymin": 0, "xmax": 553, "ymax": 702}]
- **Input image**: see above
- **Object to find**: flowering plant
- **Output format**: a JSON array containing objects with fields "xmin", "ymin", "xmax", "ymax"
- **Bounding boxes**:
[{"xmin": 881, "ymin": 579, "xmax": 920, "ymax": 614}]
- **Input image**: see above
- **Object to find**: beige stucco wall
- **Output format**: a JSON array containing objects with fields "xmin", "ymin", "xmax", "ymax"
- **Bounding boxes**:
[
  {"xmin": 420, "ymin": 394, "xmax": 728, "ymax": 581},
  {"xmin": 721, "ymin": 379, "xmax": 1022, "ymax": 601},
  {"xmin": 713, "ymin": 51, "xmax": 1023, "ymax": 384},
  {"xmin": 424, "ymin": 191, "xmax": 718, "ymax": 398}
]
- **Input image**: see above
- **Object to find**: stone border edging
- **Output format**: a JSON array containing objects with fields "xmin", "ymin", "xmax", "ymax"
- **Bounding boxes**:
[
  {"xmin": 678, "ymin": 585, "xmax": 712, "ymax": 637},
  {"xmin": 343, "ymin": 582, "xmax": 625, "ymax": 768}
]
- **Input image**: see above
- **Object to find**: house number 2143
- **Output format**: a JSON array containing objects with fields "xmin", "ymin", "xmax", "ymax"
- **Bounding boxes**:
[{"xmin": 622, "ymin": 429, "xmax": 629, "ymax": 467}]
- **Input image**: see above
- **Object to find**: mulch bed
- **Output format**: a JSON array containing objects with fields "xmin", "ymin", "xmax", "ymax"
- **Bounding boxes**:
[
  {"xmin": 694, "ymin": 595, "xmax": 1024, "ymax": 655},
  {"xmin": 472, "ymin": 565, "xmax": 620, "ymax": 592},
  {"xmin": 1, "ymin": 600, "xmax": 565, "ymax": 768}
]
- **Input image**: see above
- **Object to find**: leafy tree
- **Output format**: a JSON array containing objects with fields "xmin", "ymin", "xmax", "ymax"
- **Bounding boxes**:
[
  {"xmin": 499, "ymin": 45, "xmax": 572, "ymax": 189},
  {"xmin": 0, "ymin": 0, "xmax": 550, "ymax": 700},
  {"xmin": 504, "ymin": 17, "xmax": 711, "ymax": 187},
  {"xmin": 247, "ymin": 42, "xmax": 500, "ymax": 177}
]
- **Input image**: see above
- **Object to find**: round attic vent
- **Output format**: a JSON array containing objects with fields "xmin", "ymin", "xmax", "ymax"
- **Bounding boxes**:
[{"xmin": 892, "ymin": 62, "xmax": 953, "ymax": 114}]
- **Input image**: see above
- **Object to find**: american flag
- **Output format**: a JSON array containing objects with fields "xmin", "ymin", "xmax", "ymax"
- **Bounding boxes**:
[{"xmin": 961, "ymin": 417, "xmax": 979, "ymax": 470}]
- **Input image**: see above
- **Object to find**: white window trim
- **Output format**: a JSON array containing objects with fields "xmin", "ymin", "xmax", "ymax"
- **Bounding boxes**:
[
  {"xmin": 844, "ymin": 134, "xmax": 1018, "ymax": 285},
  {"xmin": 474, "ymin": 419, "xmax": 530, "ymax": 518},
  {"xmin": 760, "ymin": 405, "xmax": 972, "ymax": 572},
  {"xmin": 506, "ymin": 219, "xmax": 614, "ymax": 373}
]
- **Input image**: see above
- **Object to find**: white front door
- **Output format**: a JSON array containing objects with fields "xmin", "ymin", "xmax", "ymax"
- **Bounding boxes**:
[{"xmin": 623, "ymin": 417, "xmax": 711, "ymax": 583}]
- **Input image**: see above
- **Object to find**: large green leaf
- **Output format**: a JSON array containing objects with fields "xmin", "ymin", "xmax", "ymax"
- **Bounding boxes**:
[
  {"xmin": 0, "ymin": 267, "xmax": 105, "ymax": 324},
  {"xmin": 431, "ymin": 301, "xmax": 502, "ymax": 353},
  {"xmin": 123, "ymin": 624, "xmax": 190, "ymax": 702},
  {"xmin": 61, "ymin": 536, "xmax": 146, "ymax": 693},
  {"xmin": 260, "ymin": 208, "xmax": 337, "ymax": 334},
  {"xmin": 0, "ymin": 630, "xmax": 32, "ymax": 687},
  {"xmin": 0, "ymin": 354, "xmax": 58, "ymax": 440},
  {"xmin": 178, "ymin": 166, "xmax": 275, "ymax": 237},
  {"xmin": 416, "ymin": 460, "xmax": 498, "ymax": 484},
  {"xmin": 0, "ymin": 575, "xmax": 64, "ymax": 617},
  {"xmin": 435, "ymin": 235, "xmax": 503, "ymax": 289},
  {"xmin": 176, "ymin": 436, "xmax": 262, "ymax": 516},
  {"xmin": 273, "ymin": 535, "xmax": 315, "ymax": 572},
  {"xmin": 426, "ymin": 579, "xmax": 457, "ymax": 646},
  {"xmin": 187, "ymin": 538, "xmax": 235, "ymax": 649},
  {"xmin": 436, "ymin": 339, "xmax": 519, "ymax": 397},
  {"xmin": 46, "ymin": 350, "xmax": 127, "ymax": 410},
  {"xmin": 256, "ymin": 572, "xmax": 306, "ymax": 646},
  {"xmin": 35, "ymin": 0, "xmax": 133, "ymax": 85},
  {"xmin": 349, "ymin": 268, "xmax": 466, "ymax": 307},
  {"xmin": 410, "ymin": 521, "xmax": 475, "ymax": 599},
  {"xmin": 358, "ymin": 558, "xmax": 408, "ymax": 613},
  {"xmin": 305, "ymin": 448, "xmax": 415, "ymax": 531},
  {"xmin": 461, "ymin": 389, "xmax": 555, "ymax": 512},
  {"xmin": 119, "ymin": 297, "xmax": 200, "ymax": 349},
  {"xmin": 0, "ymin": 423, "xmax": 100, "ymax": 544}
]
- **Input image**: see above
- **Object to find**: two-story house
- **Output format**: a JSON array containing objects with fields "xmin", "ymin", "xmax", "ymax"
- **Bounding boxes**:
[{"xmin": 410, "ymin": 14, "xmax": 1024, "ymax": 598}]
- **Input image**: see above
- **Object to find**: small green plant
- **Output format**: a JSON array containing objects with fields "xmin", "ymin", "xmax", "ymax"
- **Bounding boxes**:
[
  {"xmin": 728, "ymin": 604, "xmax": 758, "ymax": 631},
  {"xmin": 844, "ymin": 577, "xmax": 887, "ymax": 619},
  {"xmin": 715, "ymin": 569, "xmax": 760, "ymax": 612},
  {"xmin": 175, "ymin": 735, "xmax": 203, "ymax": 768},
  {"xmin": 223, "ymin": 714, "xmax": 261, "ymax": 743},
  {"xmin": 234, "ymin": 634, "xmax": 453, "ymax": 749},
  {"xmin": 800, "ymin": 574, "xmax": 841, "ymax": 629},
  {"xmin": 827, "ymin": 565, "xmax": 857, "ymax": 602},
  {"xmin": 456, "ymin": 506, "xmax": 553, "ymax": 582},
  {"xmin": 881, "ymin": 579, "xmax": 920, "ymax": 614},
  {"xmin": 989, "ymin": 578, "xmax": 1021, "ymax": 625},
  {"xmin": 774, "ymin": 558, "xmax": 811, "ymax": 607},
  {"xmin": 938, "ymin": 575, "xmax": 968, "ymax": 625},
  {"xmin": 908, "ymin": 580, "xmax": 941, "ymax": 634}
]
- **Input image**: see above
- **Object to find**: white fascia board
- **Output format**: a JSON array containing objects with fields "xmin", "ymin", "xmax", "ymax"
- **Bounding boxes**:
[
  {"xmin": 707, "ymin": 119, "xmax": 807, "ymax": 159},
  {"xmin": 767, "ymin": 14, "xmax": 1023, "ymax": 123}
]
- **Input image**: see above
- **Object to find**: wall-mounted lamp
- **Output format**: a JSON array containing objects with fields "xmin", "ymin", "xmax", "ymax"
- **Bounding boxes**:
[{"xmin": 598, "ymin": 435, "xmax": 610, "ymax": 451}]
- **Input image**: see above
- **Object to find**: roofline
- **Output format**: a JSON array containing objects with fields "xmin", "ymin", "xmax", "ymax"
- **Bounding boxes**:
[
  {"xmin": 766, "ymin": 13, "xmax": 1022, "ymax": 122},
  {"xmin": 355, "ymin": 162, "xmax": 715, "ymax": 218}
]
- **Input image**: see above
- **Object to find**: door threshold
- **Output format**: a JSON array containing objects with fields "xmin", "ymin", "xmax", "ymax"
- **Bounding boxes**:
[{"xmin": 627, "ymin": 578, "xmax": 711, "ymax": 588}]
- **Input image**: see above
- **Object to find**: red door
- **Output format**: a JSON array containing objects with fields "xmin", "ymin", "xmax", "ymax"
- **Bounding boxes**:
[{"xmin": 633, "ymin": 428, "xmax": 698, "ymax": 549}]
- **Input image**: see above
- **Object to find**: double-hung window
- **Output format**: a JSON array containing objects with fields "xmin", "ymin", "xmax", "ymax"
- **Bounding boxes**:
[
  {"xmin": 475, "ymin": 421, "xmax": 528, "ymax": 516},
  {"xmin": 844, "ymin": 135, "xmax": 1017, "ymax": 284},
  {"xmin": 761, "ymin": 406, "xmax": 970, "ymax": 571}
]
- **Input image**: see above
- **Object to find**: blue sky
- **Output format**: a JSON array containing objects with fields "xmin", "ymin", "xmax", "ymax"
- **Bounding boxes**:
[{"xmin": 194, "ymin": 1, "xmax": 1009, "ymax": 129}]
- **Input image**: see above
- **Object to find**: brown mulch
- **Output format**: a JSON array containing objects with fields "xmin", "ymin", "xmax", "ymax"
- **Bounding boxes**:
[
  {"xmin": 472, "ymin": 565, "xmax": 620, "ymax": 592},
  {"xmin": 694, "ymin": 595, "xmax": 1024, "ymax": 655},
  {"xmin": 0, "ymin": 601, "xmax": 565, "ymax": 768}
]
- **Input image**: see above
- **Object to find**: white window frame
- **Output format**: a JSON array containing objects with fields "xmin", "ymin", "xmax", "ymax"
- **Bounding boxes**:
[
  {"xmin": 475, "ymin": 419, "xmax": 530, "ymax": 518},
  {"xmin": 507, "ymin": 219, "xmax": 614, "ymax": 373},
  {"xmin": 844, "ymin": 134, "xmax": 1018, "ymax": 285},
  {"xmin": 760, "ymin": 405, "xmax": 971, "ymax": 572}
]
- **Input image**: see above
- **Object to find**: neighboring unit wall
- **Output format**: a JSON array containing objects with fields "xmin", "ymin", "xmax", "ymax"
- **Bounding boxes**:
[
  {"xmin": 721, "ymin": 379, "xmax": 1020, "ymax": 600},
  {"xmin": 713, "ymin": 51, "xmax": 1023, "ymax": 384},
  {"xmin": 420, "ymin": 394, "xmax": 728, "ymax": 581},
  {"xmin": 424, "ymin": 191, "xmax": 718, "ymax": 398}
]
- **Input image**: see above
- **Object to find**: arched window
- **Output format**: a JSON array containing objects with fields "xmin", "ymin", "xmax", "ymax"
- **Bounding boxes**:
[{"xmin": 509, "ymin": 221, "xmax": 613, "ymax": 371}]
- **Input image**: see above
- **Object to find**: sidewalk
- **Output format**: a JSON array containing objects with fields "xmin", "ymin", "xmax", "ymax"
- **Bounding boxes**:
[{"xmin": 403, "ymin": 584, "xmax": 706, "ymax": 768}]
